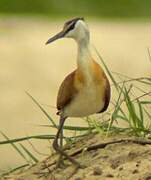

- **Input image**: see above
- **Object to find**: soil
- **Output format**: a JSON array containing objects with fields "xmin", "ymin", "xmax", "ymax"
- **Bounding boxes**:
[{"xmin": 2, "ymin": 133, "xmax": 151, "ymax": 180}]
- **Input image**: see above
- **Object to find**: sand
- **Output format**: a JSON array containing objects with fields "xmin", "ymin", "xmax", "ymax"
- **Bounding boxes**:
[{"xmin": 2, "ymin": 133, "xmax": 151, "ymax": 180}]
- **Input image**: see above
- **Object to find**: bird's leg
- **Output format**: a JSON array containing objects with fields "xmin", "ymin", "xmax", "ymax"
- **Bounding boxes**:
[
  {"xmin": 53, "ymin": 116, "xmax": 82, "ymax": 168},
  {"xmin": 56, "ymin": 121, "xmax": 65, "ymax": 168}
]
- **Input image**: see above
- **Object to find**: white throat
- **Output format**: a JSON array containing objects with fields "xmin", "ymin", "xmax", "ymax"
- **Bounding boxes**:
[
  {"xmin": 77, "ymin": 39, "xmax": 91, "ymax": 60},
  {"xmin": 76, "ymin": 35, "xmax": 92, "ymax": 70}
]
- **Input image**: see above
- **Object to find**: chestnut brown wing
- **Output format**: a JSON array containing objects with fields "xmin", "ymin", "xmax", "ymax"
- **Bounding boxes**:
[
  {"xmin": 57, "ymin": 70, "xmax": 77, "ymax": 111},
  {"xmin": 98, "ymin": 77, "xmax": 111, "ymax": 113}
]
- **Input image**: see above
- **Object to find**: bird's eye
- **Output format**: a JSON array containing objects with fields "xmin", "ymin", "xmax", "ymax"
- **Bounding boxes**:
[
  {"xmin": 64, "ymin": 22, "xmax": 75, "ymax": 34},
  {"xmin": 69, "ymin": 23, "xmax": 75, "ymax": 30},
  {"xmin": 68, "ymin": 23, "xmax": 75, "ymax": 31}
]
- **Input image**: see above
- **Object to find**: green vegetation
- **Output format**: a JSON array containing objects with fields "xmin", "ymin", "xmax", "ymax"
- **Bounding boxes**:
[
  {"xmin": 0, "ymin": 49, "xmax": 151, "ymax": 177},
  {"xmin": 1, "ymin": 0, "xmax": 151, "ymax": 19}
]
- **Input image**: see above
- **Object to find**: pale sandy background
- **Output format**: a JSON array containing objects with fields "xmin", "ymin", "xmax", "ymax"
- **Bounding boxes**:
[{"xmin": 0, "ymin": 17, "xmax": 151, "ymax": 170}]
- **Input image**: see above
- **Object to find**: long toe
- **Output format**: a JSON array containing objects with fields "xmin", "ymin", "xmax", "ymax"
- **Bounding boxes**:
[{"xmin": 56, "ymin": 159, "xmax": 66, "ymax": 169}]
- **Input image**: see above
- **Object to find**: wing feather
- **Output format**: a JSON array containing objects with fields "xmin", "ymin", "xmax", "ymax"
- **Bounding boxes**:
[
  {"xmin": 98, "ymin": 77, "xmax": 110, "ymax": 113},
  {"xmin": 57, "ymin": 70, "xmax": 77, "ymax": 111}
]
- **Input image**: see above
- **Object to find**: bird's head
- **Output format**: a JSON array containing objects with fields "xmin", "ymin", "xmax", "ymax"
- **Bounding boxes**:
[{"xmin": 46, "ymin": 17, "xmax": 89, "ymax": 45}]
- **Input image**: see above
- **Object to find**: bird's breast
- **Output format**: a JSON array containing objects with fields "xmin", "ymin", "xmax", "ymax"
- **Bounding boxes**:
[{"xmin": 63, "ymin": 61, "xmax": 107, "ymax": 117}]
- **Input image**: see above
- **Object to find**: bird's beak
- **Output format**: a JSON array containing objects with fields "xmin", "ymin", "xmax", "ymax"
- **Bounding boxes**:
[{"xmin": 45, "ymin": 30, "xmax": 65, "ymax": 45}]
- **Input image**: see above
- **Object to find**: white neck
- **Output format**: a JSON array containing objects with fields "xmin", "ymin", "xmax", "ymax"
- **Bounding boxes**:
[{"xmin": 76, "ymin": 37, "xmax": 92, "ymax": 70}]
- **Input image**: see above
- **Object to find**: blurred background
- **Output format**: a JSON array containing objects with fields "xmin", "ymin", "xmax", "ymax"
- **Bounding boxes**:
[
  {"xmin": 0, "ymin": 0, "xmax": 151, "ymax": 172},
  {"xmin": 1, "ymin": 0, "xmax": 151, "ymax": 18}
]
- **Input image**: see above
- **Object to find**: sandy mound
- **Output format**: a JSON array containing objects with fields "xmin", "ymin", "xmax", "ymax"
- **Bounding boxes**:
[{"xmin": 3, "ymin": 133, "xmax": 151, "ymax": 180}]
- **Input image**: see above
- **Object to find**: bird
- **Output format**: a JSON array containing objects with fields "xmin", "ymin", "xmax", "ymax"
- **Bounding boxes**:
[{"xmin": 46, "ymin": 17, "xmax": 110, "ymax": 168}]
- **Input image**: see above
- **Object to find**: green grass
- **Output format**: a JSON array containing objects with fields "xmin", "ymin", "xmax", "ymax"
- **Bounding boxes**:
[{"xmin": 0, "ymin": 49, "xmax": 151, "ymax": 177}]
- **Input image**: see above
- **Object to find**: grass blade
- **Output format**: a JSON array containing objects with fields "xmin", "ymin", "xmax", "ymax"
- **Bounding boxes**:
[
  {"xmin": 137, "ymin": 99, "xmax": 144, "ymax": 124},
  {"xmin": 115, "ymin": 115, "xmax": 129, "ymax": 121},
  {"xmin": 140, "ymin": 101, "xmax": 151, "ymax": 105},
  {"xmin": 0, "ymin": 132, "xmax": 29, "ymax": 163},
  {"xmin": 147, "ymin": 47, "xmax": 151, "ymax": 63},
  {"xmin": 124, "ymin": 87, "xmax": 138, "ymax": 128},
  {"xmin": 123, "ymin": 86, "xmax": 147, "ymax": 135},
  {"xmin": 0, "ymin": 134, "xmax": 55, "ymax": 144},
  {"xmin": 0, "ymin": 164, "xmax": 29, "ymax": 177},
  {"xmin": 39, "ymin": 124, "xmax": 93, "ymax": 131},
  {"xmin": 26, "ymin": 91, "xmax": 57, "ymax": 128},
  {"xmin": 20, "ymin": 144, "xmax": 39, "ymax": 163},
  {"xmin": 94, "ymin": 47, "xmax": 119, "ymax": 91},
  {"xmin": 144, "ymin": 108, "xmax": 151, "ymax": 120},
  {"xmin": 108, "ymin": 83, "xmax": 126, "ymax": 132},
  {"xmin": 27, "ymin": 140, "xmax": 48, "ymax": 156}
]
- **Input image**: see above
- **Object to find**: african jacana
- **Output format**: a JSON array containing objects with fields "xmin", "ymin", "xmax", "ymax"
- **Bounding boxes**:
[{"xmin": 46, "ymin": 17, "xmax": 110, "ymax": 168}]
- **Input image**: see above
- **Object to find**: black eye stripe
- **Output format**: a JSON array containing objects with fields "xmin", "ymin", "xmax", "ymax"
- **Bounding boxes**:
[
  {"xmin": 65, "ymin": 22, "xmax": 76, "ymax": 34},
  {"xmin": 64, "ymin": 17, "xmax": 84, "ymax": 35},
  {"xmin": 68, "ymin": 22, "xmax": 75, "ymax": 30},
  {"xmin": 66, "ymin": 20, "xmax": 73, "ymax": 26}
]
